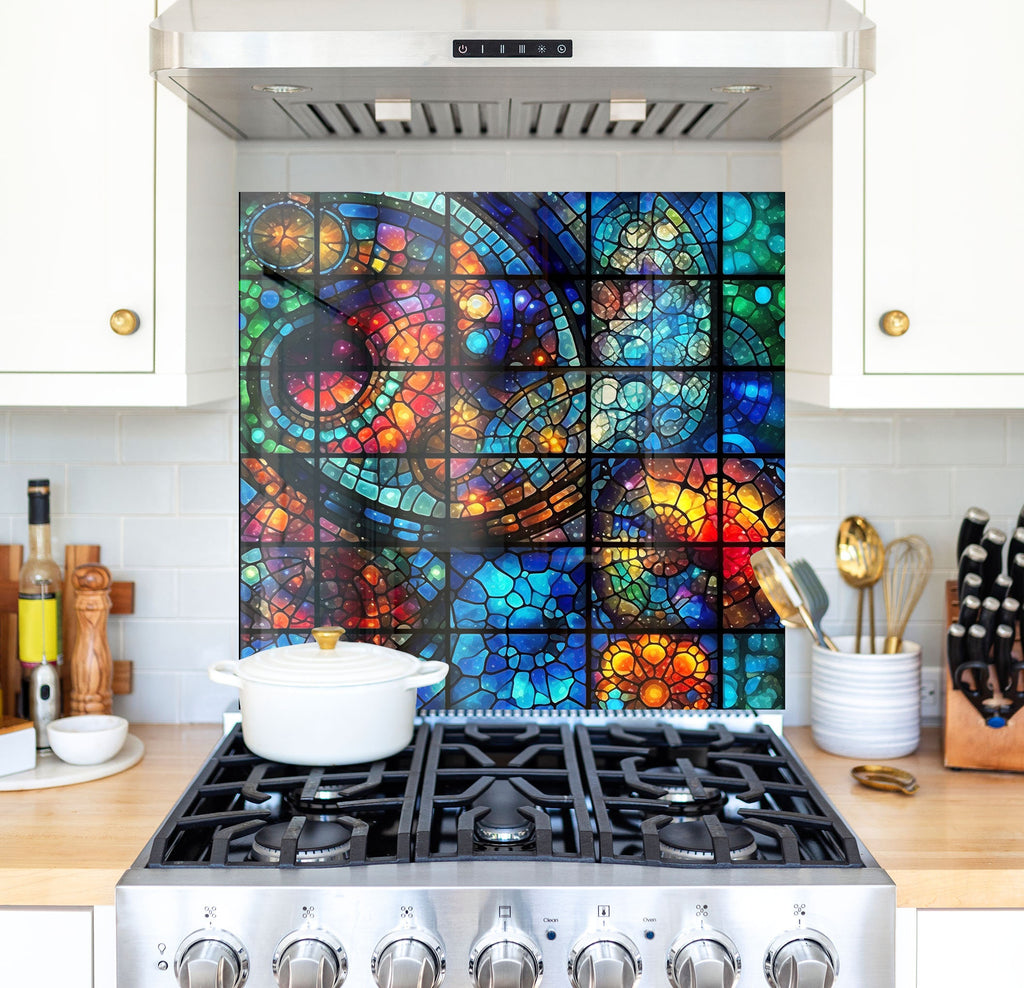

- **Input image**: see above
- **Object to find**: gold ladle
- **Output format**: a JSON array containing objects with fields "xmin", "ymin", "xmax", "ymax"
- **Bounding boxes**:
[
  {"xmin": 836, "ymin": 516, "xmax": 886, "ymax": 653},
  {"xmin": 750, "ymin": 547, "xmax": 839, "ymax": 651}
]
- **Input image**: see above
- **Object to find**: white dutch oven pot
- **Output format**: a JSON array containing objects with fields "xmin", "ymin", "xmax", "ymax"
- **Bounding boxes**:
[{"xmin": 209, "ymin": 627, "xmax": 448, "ymax": 765}]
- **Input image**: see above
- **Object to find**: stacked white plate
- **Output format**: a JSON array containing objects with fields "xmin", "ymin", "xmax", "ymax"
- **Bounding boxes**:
[{"xmin": 810, "ymin": 635, "xmax": 921, "ymax": 759}]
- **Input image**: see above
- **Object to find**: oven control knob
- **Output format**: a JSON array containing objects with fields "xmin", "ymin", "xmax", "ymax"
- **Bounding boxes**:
[
  {"xmin": 668, "ymin": 932, "xmax": 740, "ymax": 988},
  {"xmin": 568, "ymin": 934, "xmax": 642, "ymax": 988},
  {"xmin": 764, "ymin": 931, "xmax": 839, "ymax": 988},
  {"xmin": 273, "ymin": 932, "xmax": 347, "ymax": 988},
  {"xmin": 372, "ymin": 932, "xmax": 446, "ymax": 988},
  {"xmin": 175, "ymin": 930, "xmax": 249, "ymax": 988},
  {"xmin": 470, "ymin": 933, "xmax": 543, "ymax": 988}
]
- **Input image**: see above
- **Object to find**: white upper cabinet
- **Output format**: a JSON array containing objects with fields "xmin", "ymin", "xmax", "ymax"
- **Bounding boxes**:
[
  {"xmin": 784, "ymin": 0, "xmax": 1024, "ymax": 407},
  {"xmin": 0, "ymin": 0, "xmax": 236, "ymax": 406}
]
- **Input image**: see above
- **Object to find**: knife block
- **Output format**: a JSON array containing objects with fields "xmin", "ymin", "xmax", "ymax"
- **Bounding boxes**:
[{"xmin": 943, "ymin": 580, "xmax": 1024, "ymax": 772}]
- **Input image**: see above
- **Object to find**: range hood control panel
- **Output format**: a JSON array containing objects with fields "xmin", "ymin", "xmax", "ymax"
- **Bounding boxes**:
[{"xmin": 452, "ymin": 40, "xmax": 573, "ymax": 58}]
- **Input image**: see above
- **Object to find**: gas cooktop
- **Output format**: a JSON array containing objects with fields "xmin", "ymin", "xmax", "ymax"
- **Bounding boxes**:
[
  {"xmin": 118, "ymin": 717, "xmax": 895, "ymax": 988},
  {"xmin": 143, "ymin": 720, "xmax": 863, "ymax": 871}
]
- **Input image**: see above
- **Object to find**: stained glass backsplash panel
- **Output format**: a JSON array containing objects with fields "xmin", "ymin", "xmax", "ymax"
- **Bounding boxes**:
[{"xmin": 239, "ymin": 192, "xmax": 785, "ymax": 713}]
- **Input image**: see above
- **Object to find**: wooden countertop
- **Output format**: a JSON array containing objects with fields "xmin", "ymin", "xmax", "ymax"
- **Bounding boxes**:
[
  {"xmin": 1, "ymin": 725, "xmax": 1021, "ymax": 909},
  {"xmin": 786, "ymin": 726, "xmax": 1024, "ymax": 909},
  {"xmin": 0, "ymin": 725, "xmax": 221, "ymax": 907}
]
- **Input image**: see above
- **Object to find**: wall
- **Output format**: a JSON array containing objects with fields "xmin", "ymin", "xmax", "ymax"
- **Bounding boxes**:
[{"xmin": 3, "ymin": 140, "xmax": 1019, "ymax": 723}]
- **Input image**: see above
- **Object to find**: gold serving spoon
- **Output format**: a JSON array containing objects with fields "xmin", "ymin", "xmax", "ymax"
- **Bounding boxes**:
[
  {"xmin": 836, "ymin": 516, "xmax": 886, "ymax": 653},
  {"xmin": 750, "ymin": 547, "xmax": 839, "ymax": 651}
]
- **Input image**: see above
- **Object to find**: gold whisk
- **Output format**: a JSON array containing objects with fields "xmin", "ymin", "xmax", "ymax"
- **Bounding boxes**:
[{"xmin": 882, "ymin": 535, "xmax": 933, "ymax": 654}]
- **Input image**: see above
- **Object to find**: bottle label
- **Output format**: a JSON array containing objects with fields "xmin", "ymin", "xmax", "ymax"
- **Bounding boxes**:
[{"xmin": 18, "ymin": 594, "xmax": 62, "ymax": 667}]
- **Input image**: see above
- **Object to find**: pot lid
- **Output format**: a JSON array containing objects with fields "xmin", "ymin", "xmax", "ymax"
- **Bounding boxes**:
[{"xmin": 237, "ymin": 629, "xmax": 427, "ymax": 687}]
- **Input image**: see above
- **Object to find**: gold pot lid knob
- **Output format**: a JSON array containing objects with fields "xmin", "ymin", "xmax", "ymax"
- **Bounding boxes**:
[
  {"xmin": 880, "ymin": 310, "xmax": 910, "ymax": 337},
  {"xmin": 311, "ymin": 626, "xmax": 344, "ymax": 650},
  {"xmin": 109, "ymin": 308, "xmax": 140, "ymax": 336}
]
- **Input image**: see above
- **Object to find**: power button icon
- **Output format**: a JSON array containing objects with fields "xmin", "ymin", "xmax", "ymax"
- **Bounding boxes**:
[{"xmin": 458, "ymin": 44, "xmax": 468, "ymax": 54}]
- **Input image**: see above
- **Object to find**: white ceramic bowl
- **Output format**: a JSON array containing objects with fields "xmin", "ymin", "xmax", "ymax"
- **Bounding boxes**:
[{"xmin": 47, "ymin": 715, "xmax": 128, "ymax": 765}]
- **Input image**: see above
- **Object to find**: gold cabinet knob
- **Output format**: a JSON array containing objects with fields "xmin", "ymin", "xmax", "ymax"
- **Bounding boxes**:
[
  {"xmin": 880, "ymin": 310, "xmax": 910, "ymax": 337},
  {"xmin": 109, "ymin": 308, "xmax": 140, "ymax": 336},
  {"xmin": 311, "ymin": 626, "xmax": 344, "ymax": 650}
]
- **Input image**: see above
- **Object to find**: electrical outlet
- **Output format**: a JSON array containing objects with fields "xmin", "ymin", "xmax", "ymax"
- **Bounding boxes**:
[{"xmin": 920, "ymin": 667, "xmax": 942, "ymax": 720}]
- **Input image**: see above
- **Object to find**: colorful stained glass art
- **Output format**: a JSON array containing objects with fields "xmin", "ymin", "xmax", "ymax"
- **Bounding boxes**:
[{"xmin": 240, "ymin": 192, "xmax": 785, "ymax": 711}]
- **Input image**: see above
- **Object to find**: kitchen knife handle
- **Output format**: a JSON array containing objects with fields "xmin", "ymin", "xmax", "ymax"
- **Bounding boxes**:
[
  {"xmin": 947, "ymin": 623, "xmax": 966, "ymax": 689},
  {"xmin": 964, "ymin": 624, "xmax": 993, "ymax": 699},
  {"xmin": 958, "ymin": 594, "xmax": 982, "ymax": 628},
  {"xmin": 998, "ymin": 596, "xmax": 1020, "ymax": 631},
  {"xmin": 990, "ymin": 574, "xmax": 1014, "ymax": 603},
  {"xmin": 994, "ymin": 624, "xmax": 1016, "ymax": 695},
  {"xmin": 957, "ymin": 507, "xmax": 990, "ymax": 562},
  {"xmin": 1008, "ymin": 527, "xmax": 1024, "ymax": 569},
  {"xmin": 977, "ymin": 596, "xmax": 1002, "ymax": 651},
  {"xmin": 958, "ymin": 545, "xmax": 988, "ymax": 599},
  {"xmin": 1010, "ymin": 552, "xmax": 1024, "ymax": 606},
  {"xmin": 980, "ymin": 529, "xmax": 1008, "ymax": 588},
  {"xmin": 960, "ymin": 572, "xmax": 983, "ymax": 604}
]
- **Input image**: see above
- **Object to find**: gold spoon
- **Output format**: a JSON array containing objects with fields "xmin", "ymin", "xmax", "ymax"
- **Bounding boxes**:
[
  {"xmin": 836, "ymin": 516, "xmax": 886, "ymax": 653},
  {"xmin": 750, "ymin": 547, "xmax": 839, "ymax": 650}
]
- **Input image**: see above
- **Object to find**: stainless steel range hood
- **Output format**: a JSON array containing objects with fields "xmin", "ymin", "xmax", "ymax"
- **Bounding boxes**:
[{"xmin": 151, "ymin": 0, "xmax": 874, "ymax": 142}]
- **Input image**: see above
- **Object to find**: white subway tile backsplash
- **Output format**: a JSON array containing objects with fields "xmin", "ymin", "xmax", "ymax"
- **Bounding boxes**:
[
  {"xmin": 951, "ymin": 467, "xmax": 1024, "ymax": 524},
  {"xmin": 179, "ymin": 672, "xmax": 240, "ymax": 724},
  {"xmin": 117, "ymin": 568, "xmax": 179, "ymax": 619},
  {"xmin": 618, "ymin": 153, "xmax": 727, "ymax": 190},
  {"xmin": 181, "ymin": 465, "xmax": 237, "ymax": 515},
  {"xmin": 898, "ymin": 413, "xmax": 1006, "ymax": 466},
  {"xmin": 783, "ymin": 468, "xmax": 840, "ymax": 518},
  {"xmin": 1008, "ymin": 416, "xmax": 1024, "ymax": 465},
  {"xmin": 123, "ymin": 517, "xmax": 236, "ymax": 568},
  {"xmin": 289, "ymin": 153, "xmax": 400, "ymax": 190},
  {"xmin": 113, "ymin": 670, "xmax": 181, "ymax": 724},
  {"xmin": 43, "ymin": 516, "xmax": 124, "ymax": 568},
  {"xmin": 10, "ymin": 412, "xmax": 116, "ymax": 462},
  {"xmin": 68, "ymin": 465, "xmax": 176, "ymax": 515},
  {"xmin": 178, "ymin": 569, "xmax": 236, "ymax": 620},
  {"xmin": 784, "ymin": 521, "xmax": 844, "ymax": 569},
  {"xmin": 120, "ymin": 412, "xmax": 229, "ymax": 463},
  {"xmin": 0, "ymin": 463, "xmax": 67, "ymax": 514},
  {"xmin": 843, "ymin": 468, "xmax": 951, "ymax": 519},
  {"xmin": 782, "ymin": 673, "xmax": 810, "ymax": 727},
  {"xmin": 122, "ymin": 619, "xmax": 237, "ymax": 671},
  {"xmin": 786, "ymin": 414, "xmax": 893, "ymax": 467}
]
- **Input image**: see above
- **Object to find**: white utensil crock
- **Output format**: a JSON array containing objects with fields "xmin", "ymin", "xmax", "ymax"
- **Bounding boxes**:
[
  {"xmin": 209, "ymin": 635, "xmax": 448, "ymax": 765},
  {"xmin": 810, "ymin": 635, "xmax": 921, "ymax": 759}
]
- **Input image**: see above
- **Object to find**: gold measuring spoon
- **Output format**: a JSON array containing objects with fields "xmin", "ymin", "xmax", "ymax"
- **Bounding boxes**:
[
  {"xmin": 851, "ymin": 764, "xmax": 919, "ymax": 795},
  {"xmin": 836, "ymin": 516, "xmax": 886, "ymax": 653}
]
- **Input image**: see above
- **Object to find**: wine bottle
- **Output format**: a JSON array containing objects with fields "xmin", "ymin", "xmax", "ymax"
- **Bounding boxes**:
[{"xmin": 18, "ymin": 479, "xmax": 62, "ymax": 718}]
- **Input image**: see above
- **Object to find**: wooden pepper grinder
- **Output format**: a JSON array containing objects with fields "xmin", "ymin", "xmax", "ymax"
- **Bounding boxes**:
[{"xmin": 69, "ymin": 564, "xmax": 113, "ymax": 715}]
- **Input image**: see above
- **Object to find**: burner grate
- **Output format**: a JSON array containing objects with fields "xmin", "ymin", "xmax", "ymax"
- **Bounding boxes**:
[{"xmin": 143, "ymin": 720, "xmax": 864, "ymax": 870}]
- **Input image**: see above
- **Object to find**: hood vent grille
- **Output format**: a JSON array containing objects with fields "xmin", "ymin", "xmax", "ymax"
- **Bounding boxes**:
[
  {"xmin": 280, "ymin": 98, "xmax": 736, "ymax": 140},
  {"xmin": 515, "ymin": 100, "xmax": 734, "ymax": 139},
  {"xmin": 283, "ymin": 100, "xmax": 503, "ymax": 139}
]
